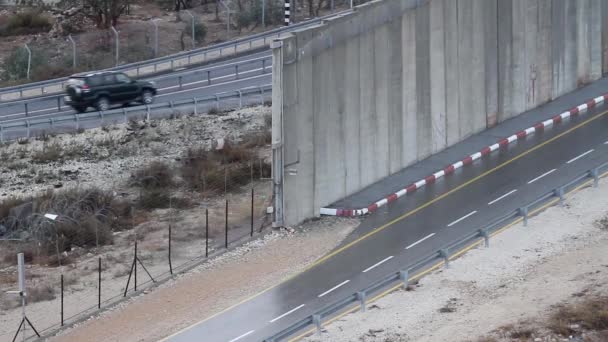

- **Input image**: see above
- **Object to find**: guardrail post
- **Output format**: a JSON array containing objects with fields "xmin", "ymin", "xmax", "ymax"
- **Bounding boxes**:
[
  {"xmin": 99, "ymin": 110, "xmax": 104, "ymax": 124},
  {"xmin": 50, "ymin": 118, "xmax": 54, "ymax": 129},
  {"xmin": 478, "ymin": 229, "xmax": 489, "ymax": 248},
  {"xmin": 356, "ymin": 291, "xmax": 366, "ymax": 312},
  {"xmin": 207, "ymin": 70, "xmax": 211, "ymax": 85},
  {"xmin": 312, "ymin": 314, "xmax": 322, "ymax": 333},
  {"xmin": 193, "ymin": 98, "xmax": 198, "ymax": 115},
  {"xmin": 57, "ymin": 97, "xmax": 61, "ymax": 111},
  {"xmin": 0, "ymin": 126, "xmax": 3, "ymax": 142},
  {"xmin": 238, "ymin": 90, "xmax": 243, "ymax": 108},
  {"xmin": 260, "ymin": 86, "xmax": 265, "ymax": 103},
  {"xmin": 439, "ymin": 249, "xmax": 450, "ymax": 268},
  {"xmin": 24, "ymin": 103, "xmax": 28, "ymax": 117},
  {"xmin": 74, "ymin": 114, "xmax": 79, "ymax": 130},
  {"xmin": 399, "ymin": 269, "xmax": 409, "ymax": 288},
  {"xmin": 122, "ymin": 108, "xmax": 128, "ymax": 123},
  {"xmin": 235, "ymin": 64, "xmax": 239, "ymax": 79},
  {"xmin": 262, "ymin": 59, "xmax": 266, "ymax": 74},
  {"xmin": 519, "ymin": 206, "xmax": 528, "ymax": 226},
  {"xmin": 215, "ymin": 95, "xmax": 220, "ymax": 110},
  {"xmin": 146, "ymin": 105, "xmax": 151, "ymax": 121},
  {"xmin": 178, "ymin": 76, "xmax": 183, "ymax": 90},
  {"xmin": 171, "ymin": 59, "xmax": 174, "ymax": 70},
  {"xmin": 170, "ymin": 101, "xmax": 174, "ymax": 110},
  {"xmin": 590, "ymin": 168, "xmax": 599, "ymax": 187},
  {"xmin": 26, "ymin": 120, "xmax": 30, "ymax": 138},
  {"xmin": 554, "ymin": 187, "xmax": 564, "ymax": 206}
]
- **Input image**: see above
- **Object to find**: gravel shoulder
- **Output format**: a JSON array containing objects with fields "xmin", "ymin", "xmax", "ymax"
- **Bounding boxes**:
[
  {"xmin": 303, "ymin": 177, "xmax": 608, "ymax": 342},
  {"xmin": 50, "ymin": 217, "xmax": 359, "ymax": 342}
]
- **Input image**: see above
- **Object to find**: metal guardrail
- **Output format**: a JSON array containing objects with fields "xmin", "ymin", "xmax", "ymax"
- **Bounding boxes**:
[
  {"xmin": 0, "ymin": 55, "xmax": 272, "ymax": 117},
  {"xmin": 0, "ymin": 9, "xmax": 352, "ymax": 102},
  {"xmin": 0, "ymin": 84, "xmax": 272, "ymax": 142},
  {"xmin": 263, "ymin": 160, "xmax": 608, "ymax": 341}
]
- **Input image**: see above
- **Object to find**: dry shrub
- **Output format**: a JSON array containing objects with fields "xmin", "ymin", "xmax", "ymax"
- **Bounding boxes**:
[
  {"xmin": 31, "ymin": 142, "xmax": 63, "ymax": 163},
  {"xmin": 28, "ymin": 283, "xmax": 56, "ymax": 303},
  {"xmin": 594, "ymin": 215, "xmax": 608, "ymax": 231},
  {"xmin": 137, "ymin": 190, "xmax": 193, "ymax": 210},
  {"xmin": 131, "ymin": 161, "xmax": 174, "ymax": 190},
  {"xmin": 241, "ymin": 130, "xmax": 271, "ymax": 149},
  {"xmin": 549, "ymin": 297, "xmax": 608, "ymax": 335},
  {"xmin": 0, "ymin": 10, "xmax": 52, "ymax": 36}
]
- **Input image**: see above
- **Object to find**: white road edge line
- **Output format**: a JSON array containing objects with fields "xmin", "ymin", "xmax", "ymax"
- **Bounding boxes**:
[
  {"xmin": 604, "ymin": 141, "xmax": 608, "ymax": 145},
  {"xmin": 362, "ymin": 256, "xmax": 394, "ymax": 273},
  {"xmin": 447, "ymin": 211, "xmax": 477, "ymax": 228},
  {"xmin": 228, "ymin": 330, "xmax": 255, "ymax": 342},
  {"xmin": 269, "ymin": 304, "xmax": 306, "ymax": 323},
  {"xmin": 488, "ymin": 189, "xmax": 518, "ymax": 206},
  {"xmin": 318, "ymin": 280, "xmax": 350, "ymax": 298},
  {"xmin": 566, "ymin": 149, "xmax": 594, "ymax": 164},
  {"xmin": 527, "ymin": 168, "xmax": 557, "ymax": 184},
  {"xmin": 405, "ymin": 233, "xmax": 436, "ymax": 250}
]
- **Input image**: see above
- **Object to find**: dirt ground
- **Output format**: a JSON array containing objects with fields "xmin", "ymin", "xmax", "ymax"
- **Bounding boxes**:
[
  {"xmin": 0, "ymin": 105, "xmax": 272, "ymax": 341},
  {"xmin": 49, "ymin": 217, "xmax": 359, "ymax": 342},
  {"xmin": 303, "ymin": 176, "xmax": 608, "ymax": 341}
]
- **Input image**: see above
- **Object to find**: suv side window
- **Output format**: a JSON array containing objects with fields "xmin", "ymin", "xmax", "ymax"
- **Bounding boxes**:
[
  {"xmin": 116, "ymin": 74, "xmax": 131, "ymax": 83},
  {"xmin": 103, "ymin": 74, "xmax": 116, "ymax": 85},
  {"xmin": 87, "ymin": 75, "xmax": 103, "ymax": 86}
]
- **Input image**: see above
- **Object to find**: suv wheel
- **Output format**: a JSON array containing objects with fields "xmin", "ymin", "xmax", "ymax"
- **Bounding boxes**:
[
  {"xmin": 141, "ymin": 90, "xmax": 154, "ymax": 105},
  {"xmin": 96, "ymin": 97, "xmax": 110, "ymax": 111}
]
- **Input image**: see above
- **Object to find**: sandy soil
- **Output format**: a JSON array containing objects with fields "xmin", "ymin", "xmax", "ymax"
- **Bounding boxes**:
[
  {"xmin": 48, "ymin": 217, "xmax": 359, "ymax": 342},
  {"xmin": 303, "ymin": 176, "xmax": 608, "ymax": 341}
]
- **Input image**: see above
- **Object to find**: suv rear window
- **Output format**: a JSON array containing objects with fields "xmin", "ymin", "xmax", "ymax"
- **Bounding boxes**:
[{"xmin": 67, "ymin": 78, "xmax": 85, "ymax": 87}]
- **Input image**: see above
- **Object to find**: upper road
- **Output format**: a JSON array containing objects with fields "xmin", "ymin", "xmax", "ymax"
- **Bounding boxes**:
[
  {"xmin": 0, "ymin": 50, "xmax": 272, "ymax": 124},
  {"xmin": 165, "ymin": 96, "xmax": 608, "ymax": 341}
]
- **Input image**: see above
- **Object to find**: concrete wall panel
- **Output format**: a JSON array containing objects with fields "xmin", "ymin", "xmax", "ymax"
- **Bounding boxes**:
[{"xmin": 275, "ymin": 0, "xmax": 607, "ymax": 226}]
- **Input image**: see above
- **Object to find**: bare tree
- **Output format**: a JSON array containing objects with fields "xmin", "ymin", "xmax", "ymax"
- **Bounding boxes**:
[
  {"xmin": 174, "ymin": 0, "xmax": 193, "ymax": 11},
  {"xmin": 84, "ymin": 0, "xmax": 129, "ymax": 29}
]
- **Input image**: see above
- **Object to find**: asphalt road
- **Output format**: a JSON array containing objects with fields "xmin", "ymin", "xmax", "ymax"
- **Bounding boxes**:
[
  {"xmin": 0, "ymin": 50, "xmax": 272, "ymax": 124},
  {"xmin": 165, "ymin": 102, "xmax": 608, "ymax": 342}
]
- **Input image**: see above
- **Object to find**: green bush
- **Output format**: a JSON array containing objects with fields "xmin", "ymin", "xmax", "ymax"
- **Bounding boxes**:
[
  {"xmin": 0, "ymin": 10, "xmax": 52, "ymax": 36},
  {"xmin": 184, "ymin": 22, "xmax": 207, "ymax": 44},
  {"xmin": 2, "ymin": 47, "xmax": 47, "ymax": 81}
]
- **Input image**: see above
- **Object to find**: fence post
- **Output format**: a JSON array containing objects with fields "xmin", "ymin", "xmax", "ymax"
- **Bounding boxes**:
[
  {"xmin": 478, "ymin": 229, "xmax": 490, "ymax": 248},
  {"xmin": 251, "ymin": 188, "xmax": 254, "ymax": 237},
  {"xmin": 312, "ymin": 314, "xmax": 322, "ymax": 333},
  {"xmin": 519, "ymin": 206, "xmax": 528, "ymax": 226},
  {"xmin": 134, "ymin": 240, "xmax": 138, "ymax": 292},
  {"xmin": 235, "ymin": 64, "xmax": 239, "ymax": 79},
  {"xmin": 225, "ymin": 199, "xmax": 229, "ymax": 249},
  {"xmin": 591, "ymin": 168, "xmax": 599, "ymax": 187},
  {"xmin": 178, "ymin": 76, "xmax": 183, "ymax": 90},
  {"xmin": 439, "ymin": 249, "xmax": 450, "ymax": 268},
  {"xmin": 61, "ymin": 274, "xmax": 64, "ymax": 326},
  {"xmin": 399, "ymin": 270, "xmax": 408, "ymax": 288},
  {"xmin": 207, "ymin": 70, "xmax": 211, "ymax": 85},
  {"xmin": 356, "ymin": 291, "xmax": 366, "ymax": 312},
  {"xmin": 205, "ymin": 208, "xmax": 209, "ymax": 257},
  {"xmin": 262, "ymin": 59, "xmax": 266, "ymax": 74},
  {"xmin": 554, "ymin": 187, "xmax": 564, "ymax": 206},
  {"xmin": 169, "ymin": 225, "xmax": 173, "ymax": 275},
  {"xmin": 24, "ymin": 103, "xmax": 28, "ymax": 117},
  {"xmin": 98, "ymin": 257, "xmax": 101, "ymax": 309},
  {"xmin": 111, "ymin": 26, "xmax": 119, "ymax": 67}
]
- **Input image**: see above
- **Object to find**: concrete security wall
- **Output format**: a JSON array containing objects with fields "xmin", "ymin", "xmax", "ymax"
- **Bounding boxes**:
[{"xmin": 273, "ymin": 0, "xmax": 608, "ymax": 226}]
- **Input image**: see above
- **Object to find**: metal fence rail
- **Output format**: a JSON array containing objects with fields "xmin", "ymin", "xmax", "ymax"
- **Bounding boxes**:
[
  {"xmin": 0, "ymin": 55, "xmax": 272, "ymax": 116},
  {"xmin": 264, "ymin": 161, "xmax": 608, "ymax": 342},
  {"xmin": 0, "ymin": 84, "xmax": 272, "ymax": 142},
  {"xmin": 0, "ymin": 9, "xmax": 352, "ymax": 102}
]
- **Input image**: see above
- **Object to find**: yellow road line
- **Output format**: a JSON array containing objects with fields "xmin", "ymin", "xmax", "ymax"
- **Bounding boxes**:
[
  {"xmin": 163, "ymin": 109, "xmax": 608, "ymax": 341},
  {"xmin": 289, "ymin": 170, "xmax": 608, "ymax": 341}
]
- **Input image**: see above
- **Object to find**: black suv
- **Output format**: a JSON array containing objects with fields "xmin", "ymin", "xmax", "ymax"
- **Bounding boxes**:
[{"xmin": 64, "ymin": 71, "xmax": 157, "ymax": 113}]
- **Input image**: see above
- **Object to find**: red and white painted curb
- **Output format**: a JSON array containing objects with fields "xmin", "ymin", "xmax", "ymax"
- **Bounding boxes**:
[{"xmin": 320, "ymin": 93, "xmax": 608, "ymax": 217}]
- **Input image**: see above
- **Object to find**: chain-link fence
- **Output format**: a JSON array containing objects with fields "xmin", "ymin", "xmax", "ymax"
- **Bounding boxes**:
[{"xmin": 0, "ymin": 128, "xmax": 273, "ymax": 341}]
